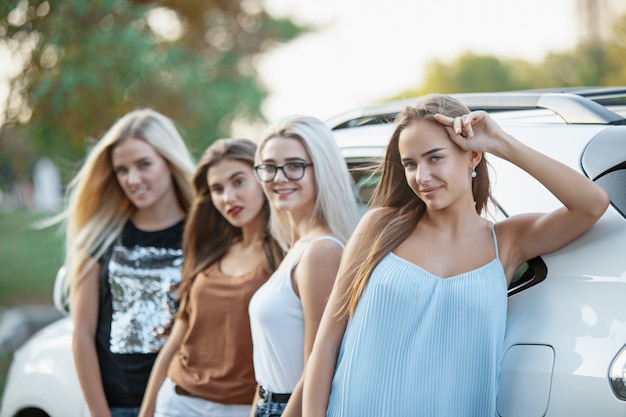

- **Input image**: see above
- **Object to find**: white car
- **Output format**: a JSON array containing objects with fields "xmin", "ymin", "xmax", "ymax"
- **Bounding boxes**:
[
  {"xmin": 2, "ymin": 88, "xmax": 626, "ymax": 417},
  {"xmin": 330, "ymin": 88, "xmax": 626, "ymax": 416}
]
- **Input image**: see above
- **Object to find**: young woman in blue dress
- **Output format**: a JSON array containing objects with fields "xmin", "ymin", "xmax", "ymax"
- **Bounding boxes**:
[{"xmin": 303, "ymin": 94, "xmax": 609, "ymax": 417}]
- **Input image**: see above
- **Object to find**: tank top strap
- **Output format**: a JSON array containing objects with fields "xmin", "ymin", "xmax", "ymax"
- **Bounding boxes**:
[
  {"xmin": 490, "ymin": 223, "xmax": 500, "ymax": 260},
  {"xmin": 311, "ymin": 235, "xmax": 345, "ymax": 249},
  {"xmin": 292, "ymin": 235, "xmax": 345, "ymax": 267}
]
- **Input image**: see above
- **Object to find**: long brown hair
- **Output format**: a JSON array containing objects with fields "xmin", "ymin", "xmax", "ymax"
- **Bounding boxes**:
[
  {"xmin": 177, "ymin": 138, "xmax": 283, "ymax": 320},
  {"xmin": 341, "ymin": 94, "xmax": 491, "ymax": 316}
]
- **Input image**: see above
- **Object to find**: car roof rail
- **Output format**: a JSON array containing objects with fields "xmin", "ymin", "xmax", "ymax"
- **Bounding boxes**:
[
  {"xmin": 514, "ymin": 86, "xmax": 626, "ymax": 103},
  {"xmin": 458, "ymin": 92, "xmax": 626, "ymax": 124},
  {"xmin": 328, "ymin": 91, "xmax": 626, "ymax": 130}
]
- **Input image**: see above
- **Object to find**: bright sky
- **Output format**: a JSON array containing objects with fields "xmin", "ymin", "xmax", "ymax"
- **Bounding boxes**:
[
  {"xmin": 0, "ymin": 0, "xmax": 579, "ymax": 130},
  {"xmin": 257, "ymin": 0, "xmax": 578, "ymax": 122}
]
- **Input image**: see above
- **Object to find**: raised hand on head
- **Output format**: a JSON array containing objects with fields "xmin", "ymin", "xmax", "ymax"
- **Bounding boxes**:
[{"xmin": 434, "ymin": 111, "xmax": 509, "ymax": 155}]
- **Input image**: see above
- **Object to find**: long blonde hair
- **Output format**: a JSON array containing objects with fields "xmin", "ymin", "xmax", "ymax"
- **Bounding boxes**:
[
  {"xmin": 256, "ymin": 115, "xmax": 360, "ymax": 249},
  {"xmin": 341, "ymin": 94, "xmax": 491, "ymax": 316},
  {"xmin": 176, "ymin": 138, "xmax": 283, "ymax": 321},
  {"xmin": 60, "ymin": 109, "xmax": 195, "ymax": 298}
]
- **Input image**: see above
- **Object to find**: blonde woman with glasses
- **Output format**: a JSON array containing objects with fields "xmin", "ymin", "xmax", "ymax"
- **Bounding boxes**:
[{"xmin": 249, "ymin": 115, "xmax": 360, "ymax": 417}]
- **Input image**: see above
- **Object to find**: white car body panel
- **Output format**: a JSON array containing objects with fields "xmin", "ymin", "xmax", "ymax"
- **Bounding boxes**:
[{"xmin": 0, "ymin": 318, "xmax": 87, "ymax": 417}]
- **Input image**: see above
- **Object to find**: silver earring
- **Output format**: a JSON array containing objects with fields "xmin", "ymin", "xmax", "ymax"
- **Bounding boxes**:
[{"xmin": 471, "ymin": 168, "xmax": 477, "ymax": 178}]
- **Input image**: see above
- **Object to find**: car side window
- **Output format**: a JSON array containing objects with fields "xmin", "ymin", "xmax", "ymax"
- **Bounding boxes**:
[
  {"xmin": 508, "ymin": 257, "xmax": 547, "ymax": 296},
  {"xmin": 348, "ymin": 161, "xmax": 379, "ymax": 213},
  {"xmin": 594, "ymin": 163, "xmax": 626, "ymax": 219}
]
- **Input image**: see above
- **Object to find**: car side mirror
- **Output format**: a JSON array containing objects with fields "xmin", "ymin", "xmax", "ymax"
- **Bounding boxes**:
[{"xmin": 53, "ymin": 266, "xmax": 70, "ymax": 315}]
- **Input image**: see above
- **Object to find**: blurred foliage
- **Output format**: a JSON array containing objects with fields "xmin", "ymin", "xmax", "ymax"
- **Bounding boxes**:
[
  {"xmin": 0, "ymin": 210, "xmax": 63, "ymax": 395},
  {"xmin": 0, "ymin": 353, "xmax": 10, "ymax": 395},
  {"xmin": 391, "ymin": 14, "xmax": 626, "ymax": 99},
  {"xmin": 0, "ymin": 210, "xmax": 63, "ymax": 306},
  {"xmin": 0, "ymin": 129, "xmax": 36, "ymax": 189},
  {"xmin": 0, "ymin": 0, "xmax": 308, "ymax": 182}
]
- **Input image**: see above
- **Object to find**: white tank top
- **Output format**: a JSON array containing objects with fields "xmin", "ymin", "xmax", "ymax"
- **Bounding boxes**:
[{"xmin": 248, "ymin": 236, "xmax": 344, "ymax": 393}]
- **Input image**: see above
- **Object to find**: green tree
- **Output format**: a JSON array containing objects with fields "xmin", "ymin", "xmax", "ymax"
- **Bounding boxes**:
[
  {"xmin": 605, "ymin": 15, "xmax": 626, "ymax": 84},
  {"xmin": 391, "ymin": 14, "xmax": 626, "ymax": 101},
  {"xmin": 391, "ymin": 52, "xmax": 534, "ymax": 99},
  {"xmin": 538, "ymin": 15, "xmax": 626, "ymax": 87},
  {"xmin": 539, "ymin": 43, "xmax": 610, "ymax": 87},
  {"xmin": 0, "ymin": 0, "xmax": 307, "ymax": 180}
]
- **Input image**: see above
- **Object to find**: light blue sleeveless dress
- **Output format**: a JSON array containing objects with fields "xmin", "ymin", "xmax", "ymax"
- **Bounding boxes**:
[{"xmin": 326, "ymin": 224, "xmax": 507, "ymax": 417}]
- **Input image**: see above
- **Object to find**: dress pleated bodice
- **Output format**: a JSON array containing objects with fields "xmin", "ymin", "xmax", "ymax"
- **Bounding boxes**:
[{"xmin": 327, "ymin": 225, "xmax": 507, "ymax": 417}]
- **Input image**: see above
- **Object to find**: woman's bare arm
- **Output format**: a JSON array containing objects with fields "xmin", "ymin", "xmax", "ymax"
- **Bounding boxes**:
[
  {"xmin": 138, "ymin": 318, "xmax": 187, "ymax": 417},
  {"xmin": 282, "ymin": 237, "xmax": 343, "ymax": 417},
  {"xmin": 302, "ymin": 209, "xmax": 387, "ymax": 417},
  {"xmin": 72, "ymin": 262, "xmax": 111, "ymax": 417}
]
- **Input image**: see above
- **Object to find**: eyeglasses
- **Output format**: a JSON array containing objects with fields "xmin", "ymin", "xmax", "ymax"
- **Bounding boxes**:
[{"xmin": 254, "ymin": 162, "xmax": 313, "ymax": 182}]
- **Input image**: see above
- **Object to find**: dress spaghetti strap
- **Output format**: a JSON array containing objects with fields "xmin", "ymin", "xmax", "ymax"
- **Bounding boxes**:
[{"xmin": 490, "ymin": 223, "xmax": 500, "ymax": 260}]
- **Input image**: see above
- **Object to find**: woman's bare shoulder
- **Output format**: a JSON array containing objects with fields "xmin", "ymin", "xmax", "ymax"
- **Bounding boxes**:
[{"xmin": 358, "ymin": 207, "xmax": 395, "ymax": 228}]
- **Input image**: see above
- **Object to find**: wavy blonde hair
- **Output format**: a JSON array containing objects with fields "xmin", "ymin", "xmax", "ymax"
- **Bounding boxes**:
[
  {"xmin": 58, "ymin": 109, "xmax": 195, "ymax": 298},
  {"xmin": 341, "ymin": 94, "xmax": 491, "ymax": 316},
  {"xmin": 255, "ymin": 115, "xmax": 360, "ymax": 249}
]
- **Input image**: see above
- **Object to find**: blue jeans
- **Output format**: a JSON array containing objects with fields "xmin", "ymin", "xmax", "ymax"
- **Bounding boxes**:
[
  {"xmin": 110, "ymin": 407, "xmax": 140, "ymax": 417},
  {"xmin": 254, "ymin": 401, "xmax": 287, "ymax": 417}
]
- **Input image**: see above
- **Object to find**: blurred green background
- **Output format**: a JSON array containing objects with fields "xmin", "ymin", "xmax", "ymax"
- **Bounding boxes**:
[
  {"xmin": 0, "ymin": 210, "xmax": 63, "ymax": 394},
  {"xmin": 0, "ymin": 211, "xmax": 63, "ymax": 306}
]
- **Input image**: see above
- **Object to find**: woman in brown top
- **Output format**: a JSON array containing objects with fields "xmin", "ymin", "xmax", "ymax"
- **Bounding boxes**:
[{"xmin": 139, "ymin": 138, "xmax": 283, "ymax": 417}]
